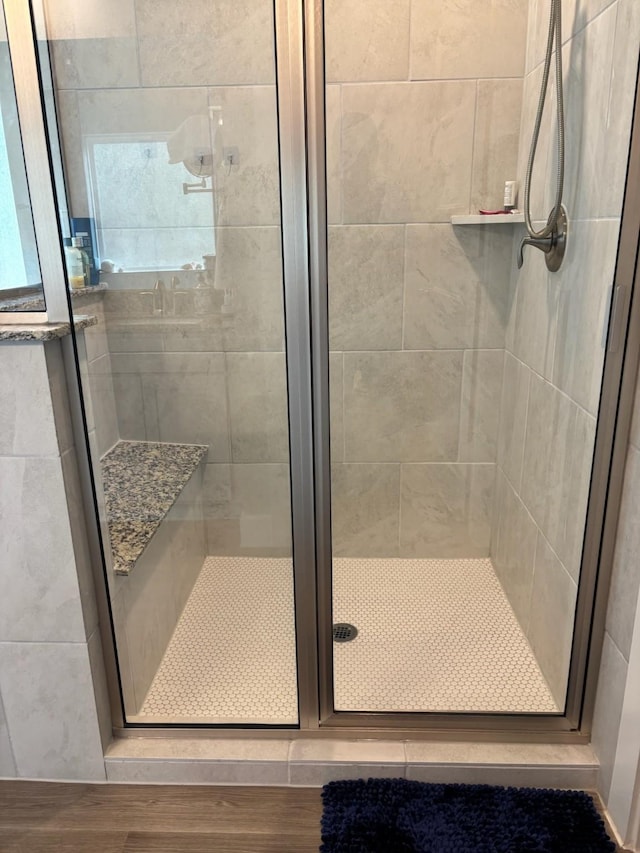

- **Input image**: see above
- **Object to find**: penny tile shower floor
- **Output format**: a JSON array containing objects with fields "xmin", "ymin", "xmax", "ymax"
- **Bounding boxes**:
[{"xmin": 134, "ymin": 556, "xmax": 558, "ymax": 724}]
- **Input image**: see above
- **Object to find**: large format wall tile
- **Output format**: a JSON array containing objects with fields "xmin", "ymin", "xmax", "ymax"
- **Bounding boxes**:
[
  {"xmin": 0, "ymin": 343, "xmax": 59, "ymax": 457},
  {"xmin": 51, "ymin": 38, "xmax": 139, "ymax": 89},
  {"xmin": 490, "ymin": 470, "xmax": 537, "ymax": 632},
  {"xmin": 496, "ymin": 353, "xmax": 530, "ymax": 490},
  {"xmin": 606, "ymin": 445, "xmax": 640, "ymax": 661},
  {"xmin": 111, "ymin": 352, "xmax": 230, "ymax": 461},
  {"xmin": 0, "ymin": 457, "xmax": 87, "ymax": 643},
  {"xmin": 591, "ymin": 631, "xmax": 628, "ymax": 801},
  {"xmin": 410, "ymin": 0, "xmax": 527, "ymax": 81},
  {"xmin": 142, "ymin": 355, "xmax": 230, "ymax": 461},
  {"xmin": 325, "ymin": 0, "xmax": 410, "ymax": 83},
  {"xmin": 516, "ymin": 63, "xmax": 550, "ymax": 217},
  {"xmin": 471, "ymin": 79, "xmax": 523, "ymax": 212},
  {"xmin": 326, "ymin": 85, "xmax": 342, "ymax": 225},
  {"xmin": 60, "ymin": 448, "xmax": 100, "ymax": 640},
  {"xmin": 403, "ymin": 225, "xmax": 511, "ymax": 350},
  {"xmin": 203, "ymin": 463, "xmax": 292, "ymax": 555},
  {"xmin": 55, "ymin": 90, "xmax": 89, "ymax": 218},
  {"xmin": 135, "ymin": 0, "xmax": 275, "ymax": 86},
  {"xmin": 534, "ymin": 3, "xmax": 634, "ymax": 220},
  {"xmin": 106, "ymin": 322, "xmax": 164, "ymax": 355},
  {"xmin": 526, "ymin": 0, "xmax": 618, "ymax": 73},
  {"xmin": 230, "ymin": 464, "xmax": 291, "ymax": 552},
  {"xmin": 343, "ymin": 351, "xmax": 463, "ymax": 462},
  {"xmin": 400, "ymin": 463, "xmax": 495, "ymax": 557},
  {"xmin": 75, "ymin": 336, "xmax": 95, "ymax": 436},
  {"xmin": 328, "ymin": 225, "xmax": 404, "ymax": 351},
  {"xmin": 87, "ymin": 354, "xmax": 119, "ymax": 457},
  {"xmin": 111, "ymin": 370, "xmax": 145, "ymax": 442},
  {"xmin": 528, "ymin": 532, "xmax": 578, "ymax": 708},
  {"xmin": 87, "ymin": 628, "xmax": 114, "ymax": 753},
  {"xmin": 510, "ymin": 229, "xmax": 557, "ymax": 379},
  {"xmin": 330, "ymin": 352, "xmax": 344, "ymax": 463},
  {"xmin": 209, "ymin": 86, "xmax": 280, "ymax": 226},
  {"xmin": 83, "ymin": 300, "xmax": 110, "ymax": 363},
  {"xmin": 0, "ymin": 694, "xmax": 15, "ymax": 777},
  {"xmin": 331, "ymin": 463, "xmax": 400, "ymax": 557},
  {"xmin": 606, "ymin": 0, "xmax": 640, "ymax": 220},
  {"xmin": 0, "ymin": 642, "xmax": 105, "ymax": 780},
  {"xmin": 553, "ymin": 219, "xmax": 619, "ymax": 415},
  {"xmin": 77, "ymin": 86, "xmax": 210, "ymax": 138},
  {"xmin": 215, "ymin": 226, "xmax": 284, "ymax": 352},
  {"xmin": 226, "ymin": 353, "xmax": 289, "ymax": 463},
  {"xmin": 43, "ymin": 0, "xmax": 137, "ymax": 40},
  {"xmin": 459, "ymin": 349, "xmax": 504, "ymax": 463},
  {"xmin": 556, "ymin": 6, "xmax": 618, "ymax": 220},
  {"xmin": 342, "ymin": 82, "xmax": 475, "ymax": 223},
  {"xmin": 521, "ymin": 374, "xmax": 596, "ymax": 581}
]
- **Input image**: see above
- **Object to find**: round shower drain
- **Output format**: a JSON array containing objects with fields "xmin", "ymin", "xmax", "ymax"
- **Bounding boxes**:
[{"xmin": 333, "ymin": 623, "xmax": 358, "ymax": 643}]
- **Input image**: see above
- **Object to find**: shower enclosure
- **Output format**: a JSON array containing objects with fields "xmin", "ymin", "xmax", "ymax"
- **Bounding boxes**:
[{"xmin": 13, "ymin": 0, "xmax": 640, "ymax": 733}]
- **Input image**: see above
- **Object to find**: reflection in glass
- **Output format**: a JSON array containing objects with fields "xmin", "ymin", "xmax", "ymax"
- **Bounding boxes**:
[{"xmin": 39, "ymin": 0, "xmax": 297, "ymax": 726}]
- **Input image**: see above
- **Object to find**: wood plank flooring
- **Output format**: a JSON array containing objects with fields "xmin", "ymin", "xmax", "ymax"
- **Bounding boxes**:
[
  {"xmin": 0, "ymin": 780, "xmax": 627, "ymax": 852},
  {"xmin": 0, "ymin": 782, "xmax": 323, "ymax": 852}
]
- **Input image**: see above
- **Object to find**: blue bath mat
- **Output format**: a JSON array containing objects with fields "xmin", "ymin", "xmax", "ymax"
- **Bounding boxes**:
[{"xmin": 320, "ymin": 778, "xmax": 616, "ymax": 852}]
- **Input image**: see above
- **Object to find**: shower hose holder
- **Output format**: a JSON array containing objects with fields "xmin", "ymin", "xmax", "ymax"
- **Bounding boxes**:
[{"xmin": 518, "ymin": 204, "xmax": 568, "ymax": 272}]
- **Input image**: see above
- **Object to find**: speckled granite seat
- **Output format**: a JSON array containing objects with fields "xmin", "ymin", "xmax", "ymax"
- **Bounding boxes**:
[{"xmin": 101, "ymin": 440, "xmax": 207, "ymax": 575}]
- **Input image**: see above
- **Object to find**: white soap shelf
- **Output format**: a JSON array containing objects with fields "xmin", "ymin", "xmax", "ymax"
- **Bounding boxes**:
[{"xmin": 451, "ymin": 213, "xmax": 525, "ymax": 225}]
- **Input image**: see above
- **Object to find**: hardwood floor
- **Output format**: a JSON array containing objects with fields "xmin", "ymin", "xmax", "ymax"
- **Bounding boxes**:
[
  {"xmin": 0, "ymin": 780, "xmax": 628, "ymax": 852},
  {"xmin": 0, "ymin": 782, "xmax": 323, "ymax": 852}
]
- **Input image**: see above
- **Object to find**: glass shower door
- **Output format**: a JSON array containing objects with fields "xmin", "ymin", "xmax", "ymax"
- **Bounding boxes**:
[
  {"xmin": 39, "ymin": 0, "xmax": 299, "ymax": 726},
  {"xmin": 322, "ymin": 0, "xmax": 638, "ymax": 718}
]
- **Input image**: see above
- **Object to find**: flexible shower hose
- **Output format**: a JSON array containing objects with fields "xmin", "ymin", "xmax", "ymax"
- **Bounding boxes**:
[{"xmin": 524, "ymin": 0, "xmax": 565, "ymax": 239}]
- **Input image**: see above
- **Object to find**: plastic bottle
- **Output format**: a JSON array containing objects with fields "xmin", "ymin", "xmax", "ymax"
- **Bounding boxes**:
[
  {"xmin": 64, "ymin": 239, "xmax": 85, "ymax": 290},
  {"xmin": 72, "ymin": 236, "xmax": 90, "ymax": 286}
]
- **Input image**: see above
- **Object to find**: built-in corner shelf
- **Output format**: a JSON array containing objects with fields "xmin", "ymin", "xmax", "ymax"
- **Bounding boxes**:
[{"xmin": 451, "ymin": 213, "xmax": 525, "ymax": 225}]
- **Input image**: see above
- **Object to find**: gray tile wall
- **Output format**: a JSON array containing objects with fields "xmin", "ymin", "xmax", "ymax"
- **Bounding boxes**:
[
  {"xmin": 47, "ymin": 0, "xmax": 293, "ymax": 558},
  {"xmin": 49, "ymin": 0, "xmax": 526, "ymax": 561},
  {"xmin": 81, "ymin": 293, "xmax": 119, "ymax": 457},
  {"xmin": 492, "ymin": 0, "xmax": 639, "ymax": 708},
  {"xmin": 46, "ymin": 1, "xmax": 640, "ymax": 723},
  {"xmin": 326, "ymin": 0, "xmax": 524, "ymax": 558},
  {"xmin": 0, "ymin": 339, "xmax": 106, "ymax": 780},
  {"xmin": 593, "ymin": 368, "xmax": 640, "ymax": 802}
]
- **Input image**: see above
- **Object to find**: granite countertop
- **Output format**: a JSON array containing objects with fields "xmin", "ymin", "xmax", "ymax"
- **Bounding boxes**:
[
  {"xmin": 0, "ymin": 314, "xmax": 98, "ymax": 341},
  {"xmin": 101, "ymin": 440, "xmax": 208, "ymax": 575},
  {"xmin": 0, "ymin": 282, "xmax": 108, "ymax": 313},
  {"xmin": 71, "ymin": 282, "xmax": 108, "ymax": 298},
  {"xmin": 0, "ymin": 295, "xmax": 45, "ymax": 311}
]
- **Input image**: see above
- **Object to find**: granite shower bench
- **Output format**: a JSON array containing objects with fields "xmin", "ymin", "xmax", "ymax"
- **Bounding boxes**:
[{"xmin": 101, "ymin": 440, "xmax": 208, "ymax": 715}]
